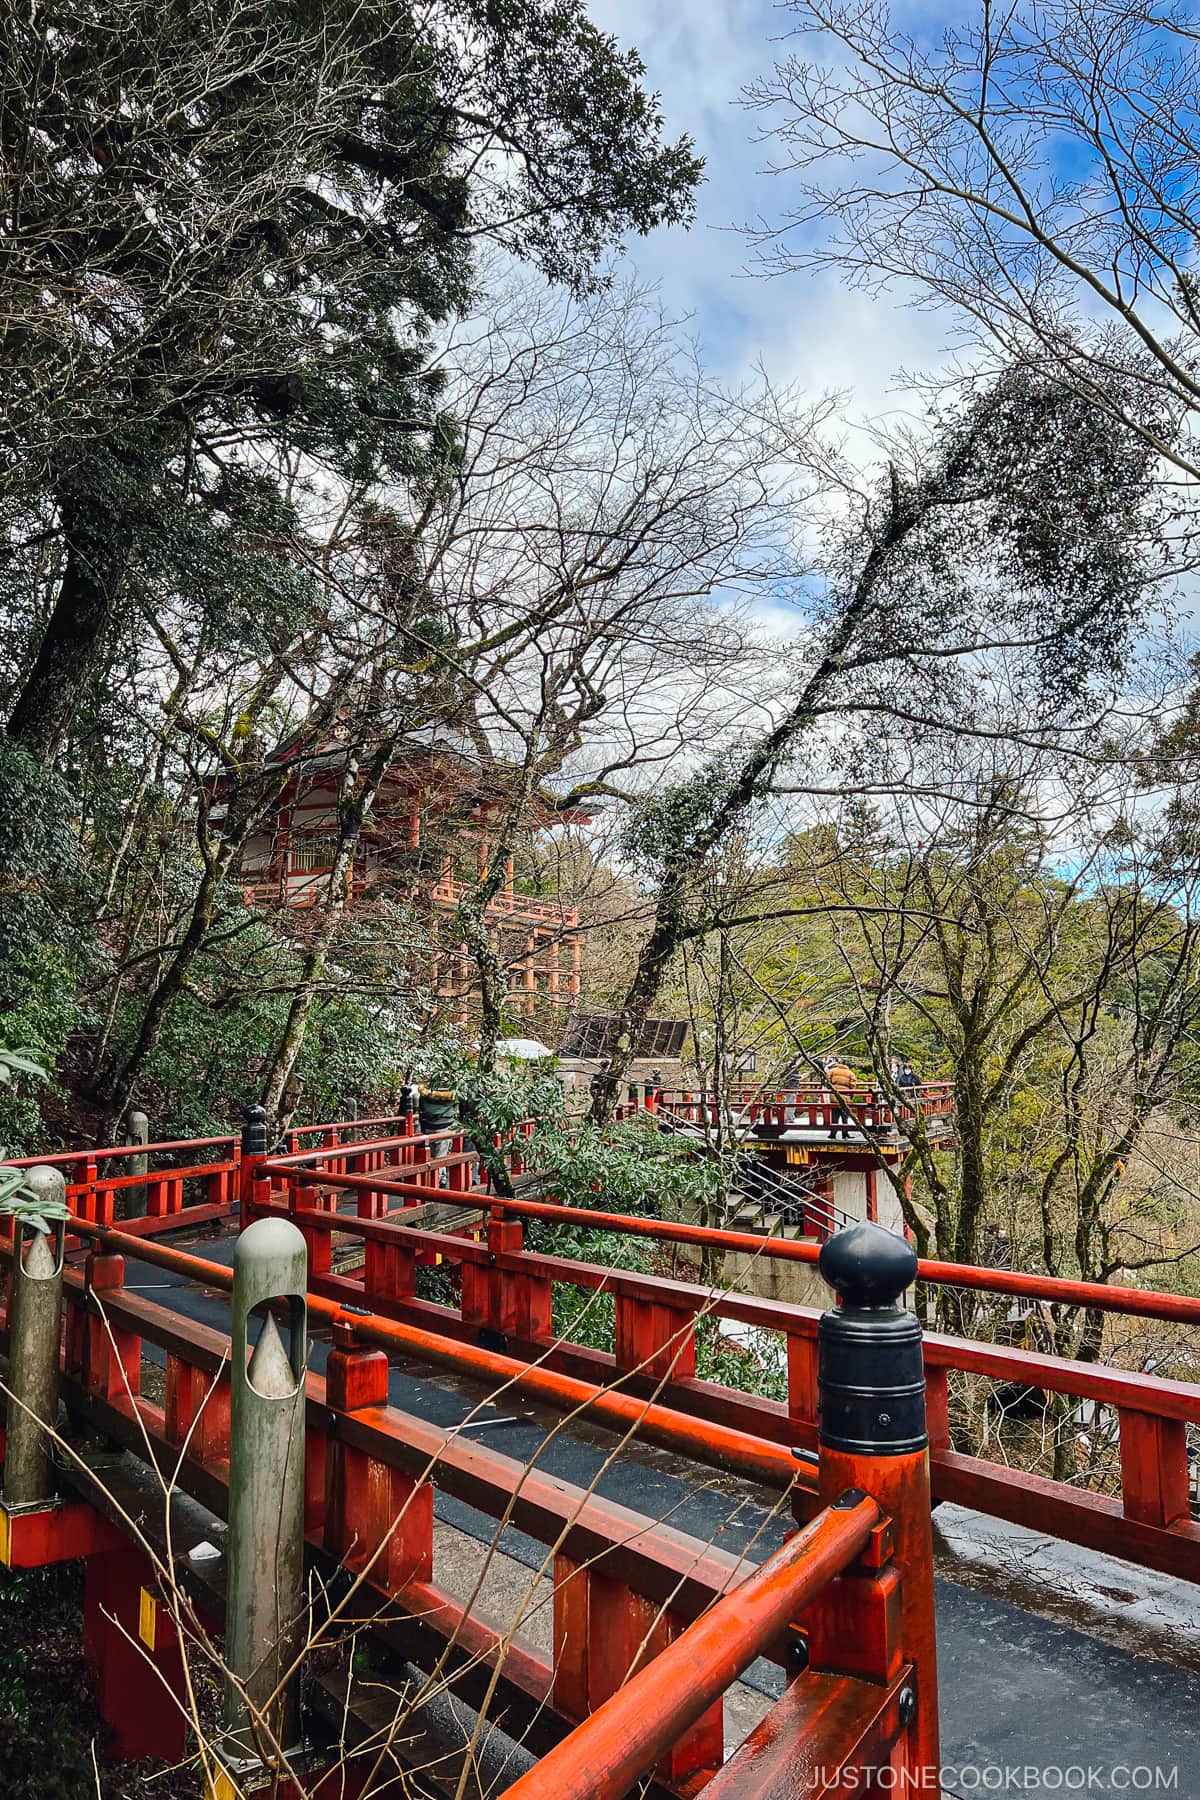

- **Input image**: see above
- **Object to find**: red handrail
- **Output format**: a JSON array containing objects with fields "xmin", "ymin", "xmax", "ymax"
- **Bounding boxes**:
[
  {"xmin": 7, "ymin": 1135, "xmax": 237, "ymax": 1169},
  {"xmin": 262, "ymin": 1156, "xmax": 1200, "ymax": 1328},
  {"xmin": 286, "ymin": 1113, "xmax": 415, "ymax": 1137},
  {"xmin": 65, "ymin": 1222, "xmax": 803, "ymax": 1490},
  {"xmin": 496, "ymin": 1495, "xmax": 880, "ymax": 1800}
]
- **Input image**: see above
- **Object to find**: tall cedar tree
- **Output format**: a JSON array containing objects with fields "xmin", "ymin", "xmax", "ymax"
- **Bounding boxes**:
[{"xmin": 0, "ymin": 0, "xmax": 700, "ymax": 760}]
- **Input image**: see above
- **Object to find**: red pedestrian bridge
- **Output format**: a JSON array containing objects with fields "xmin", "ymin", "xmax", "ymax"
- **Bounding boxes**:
[{"xmin": 0, "ymin": 1105, "xmax": 1196, "ymax": 1797}]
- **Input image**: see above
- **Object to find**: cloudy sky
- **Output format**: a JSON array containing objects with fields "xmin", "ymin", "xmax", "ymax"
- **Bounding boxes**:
[{"xmin": 588, "ymin": 0, "xmax": 952, "ymax": 437}]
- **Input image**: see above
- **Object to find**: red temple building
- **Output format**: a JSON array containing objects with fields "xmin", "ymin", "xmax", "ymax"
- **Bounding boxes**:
[{"xmin": 229, "ymin": 728, "xmax": 590, "ymax": 1025}]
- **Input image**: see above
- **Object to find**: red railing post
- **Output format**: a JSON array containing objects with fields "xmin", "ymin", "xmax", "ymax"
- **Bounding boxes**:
[
  {"xmin": 294, "ymin": 1181, "xmax": 331, "ymax": 1276},
  {"xmin": 614, "ymin": 1292, "xmax": 697, "ymax": 1381},
  {"xmin": 1118, "ymin": 1407, "xmax": 1192, "ymax": 1529},
  {"xmin": 551, "ymin": 1561, "xmax": 723, "ymax": 1784},
  {"xmin": 165, "ymin": 1354, "xmax": 232, "ymax": 1464},
  {"xmin": 786, "ymin": 1324, "xmax": 819, "ymax": 1440},
  {"xmin": 82, "ymin": 1253, "xmax": 141, "ymax": 1402},
  {"xmin": 363, "ymin": 1235, "xmax": 418, "ymax": 1307},
  {"xmin": 324, "ymin": 1317, "xmax": 433, "ymax": 1589},
  {"xmin": 811, "ymin": 1221, "xmax": 938, "ymax": 1782},
  {"xmin": 485, "ymin": 1208, "xmax": 551, "ymax": 1341},
  {"xmin": 237, "ymin": 1103, "xmax": 269, "ymax": 1225}
]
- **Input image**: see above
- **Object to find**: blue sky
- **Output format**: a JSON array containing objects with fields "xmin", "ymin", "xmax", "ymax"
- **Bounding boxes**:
[{"xmin": 588, "ymin": 0, "xmax": 953, "ymax": 435}]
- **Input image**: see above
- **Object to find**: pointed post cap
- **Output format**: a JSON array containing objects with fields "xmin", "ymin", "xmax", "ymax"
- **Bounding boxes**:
[{"xmin": 819, "ymin": 1220, "xmax": 918, "ymax": 1309}]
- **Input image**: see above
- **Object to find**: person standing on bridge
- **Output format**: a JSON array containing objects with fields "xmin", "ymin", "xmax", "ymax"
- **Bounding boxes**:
[
  {"xmin": 824, "ymin": 1053, "xmax": 856, "ymax": 1139},
  {"xmin": 419, "ymin": 1083, "xmax": 462, "ymax": 1186}
]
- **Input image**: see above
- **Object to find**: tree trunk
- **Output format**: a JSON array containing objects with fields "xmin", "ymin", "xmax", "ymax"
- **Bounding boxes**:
[
  {"xmin": 6, "ymin": 511, "xmax": 125, "ymax": 762},
  {"xmin": 589, "ymin": 464, "xmax": 944, "ymax": 1124},
  {"xmin": 262, "ymin": 945, "xmax": 327, "ymax": 1122},
  {"xmin": 259, "ymin": 743, "xmax": 391, "ymax": 1120},
  {"xmin": 101, "ymin": 861, "xmax": 226, "ymax": 1132}
]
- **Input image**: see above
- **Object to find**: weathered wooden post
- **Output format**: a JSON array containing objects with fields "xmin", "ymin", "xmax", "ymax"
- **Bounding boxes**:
[
  {"xmin": 221, "ymin": 1217, "xmax": 308, "ymax": 1776},
  {"xmin": 122, "ymin": 1110, "xmax": 149, "ymax": 1219},
  {"xmin": 814, "ymin": 1220, "xmax": 939, "ymax": 1779},
  {"xmin": 4, "ymin": 1168, "xmax": 67, "ymax": 1505}
]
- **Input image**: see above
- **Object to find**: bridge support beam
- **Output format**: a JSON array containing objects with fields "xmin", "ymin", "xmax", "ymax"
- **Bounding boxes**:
[{"xmin": 84, "ymin": 1545, "xmax": 190, "ymax": 1762}]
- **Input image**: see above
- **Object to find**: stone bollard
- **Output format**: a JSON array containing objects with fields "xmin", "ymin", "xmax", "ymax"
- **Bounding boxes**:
[
  {"xmin": 4, "ymin": 1168, "xmax": 67, "ymax": 1506},
  {"xmin": 815, "ymin": 1220, "xmax": 939, "ymax": 1778},
  {"xmin": 122, "ymin": 1110, "xmax": 150, "ymax": 1220},
  {"xmin": 222, "ymin": 1217, "xmax": 308, "ymax": 1771}
]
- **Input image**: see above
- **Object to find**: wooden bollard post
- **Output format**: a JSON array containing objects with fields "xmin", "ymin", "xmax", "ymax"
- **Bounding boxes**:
[
  {"xmin": 220, "ymin": 1218, "xmax": 308, "ymax": 1778},
  {"xmin": 122, "ymin": 1109, "xmax": 149, "ymax": 1219},
  {"xmin": 4, "ymin": 1169, "xmax": 67, "ymax": 1505}
]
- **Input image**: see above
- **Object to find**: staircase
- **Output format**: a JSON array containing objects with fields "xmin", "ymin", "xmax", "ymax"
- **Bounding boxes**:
[{"xmin": 652, "ymin": 1108, "xmax": 857, "ymax": 1242}]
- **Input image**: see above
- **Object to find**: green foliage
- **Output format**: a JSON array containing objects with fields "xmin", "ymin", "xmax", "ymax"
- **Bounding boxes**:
[
  {"xmin": 622, "ymin": 749, "xmax": 745, "ymax": 881},
  {"xmin": 532, "ymin": 1114, "xmax": 727, "ymax": 1220},
  {"xmin": 694, "ymin": 1315, "xmax": 788, "ymax": 1403},
  {"xmin": 429, "ymin": 1051, "xmax": 569, "ymax": 1143},
  {"xmin": 0, "ymin": 1166, "xmax": 71, "ymax": 1238},
  {"xmin": 0, "ymin": 1048, "xmax": 44, "ymax": 1086},
  {"xmin": 552, "ymin": 1282, "xmax": 617, "ymax": 1353},
  {"xmin": 0, "ymin": 743, "xmax": 89, "ymax": 1013}
]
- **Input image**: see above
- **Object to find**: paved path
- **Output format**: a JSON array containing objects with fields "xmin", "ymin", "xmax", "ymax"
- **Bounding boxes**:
[{"xmin": 123, "ymin": 1243, "xmax": 1200, "ymax": 1798}]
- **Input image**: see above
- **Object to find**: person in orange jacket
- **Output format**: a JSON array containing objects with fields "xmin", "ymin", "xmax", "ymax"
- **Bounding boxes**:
[{"xmin": 824, "ymin": 1054, "xmax": 856, "ymax": 1139}]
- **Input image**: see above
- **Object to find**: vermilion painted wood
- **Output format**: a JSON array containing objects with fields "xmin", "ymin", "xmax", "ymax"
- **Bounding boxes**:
[
  {"xmin": 13, "ymin": 1269, "xmax": 778, "ymax": 1633},
  {"xmin": 497, "ymin": 1497, "xmax": 880, "ymax": 1800},
  {"xmin": 51, "ymin": 1224, "xmax": 1200, "ymax": 1596},
  {"xmin": 21, "ymin": 1260, "xmax": 845, "ymax": 1786},
  {"xmin": 0, "ymin": 1499, "xmax": 125, "ymax": 1566},
  {"xmin": 165, "ymin": 1354, "xmax": 231, "ymax": 1462},
  {"xmin": 260, "ymin": 1197, "xmax": 1200, "ymax": 1427},
  {"xmin": 1119, "ymin": 1410, "xmax": 1192, "ymax": 1528},
  {"xmin": 8, "ymin": 1136, "xmax": 237, "ymax": 1167},
  {"xmin": 64, "ymin": 1218, "xmax": 1200, "ymax": 1583},
  {"xmin": 83, "ymin": 1545, "xmax": 189, "ymax": 1762},
  {"xmin": 265, "ymin": 1155, "xmax": 1200, "ymax": 1327},
  {"xmin": 931, "ymin": 1451, "xmax": 1200, "ymax": 1581},
  {"xmin": 815, "ymin": 1446, "xmax": 938, "ymax": 1776},
  {"xmin": 699, "ymin": 1667, "xmax": 912, "ymax": 1800}
]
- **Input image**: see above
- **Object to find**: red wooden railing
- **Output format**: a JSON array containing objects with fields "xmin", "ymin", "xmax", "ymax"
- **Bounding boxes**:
[
  {"xmin": 5, "ymin": 1135, "xmax": 241, "ymax": 1237},
  {"xmin": 5, "ymin": 1114, "xmax": 433, "ymax": 1239},
  {"xmin": 0, "ymin": 1225, "xmax": 935, "ymax": 1790},
  {"xmin": 659, "ymin": 1081, "xmax": 956, "ymax": 1135},
  {"xmin": 8, "ymin": 1102, "xmax": 1198, "ymax": 1589},
  {"xmin": 497, "ymin": 1494, "xmax": 900, "ymax": 1800},
  {"xmin": 250, "ymin": 1147, "xmax": 1200, "ymax": 1584}
]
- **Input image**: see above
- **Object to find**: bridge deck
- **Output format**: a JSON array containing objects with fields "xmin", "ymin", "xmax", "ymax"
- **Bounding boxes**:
[
  {"xmin": 120, "ymin": 1229, "xmax": 1200, "ymax": 1797},
  {"xmin": 12, "ymin": 1110, "xmax": 1200, "ymax": 1795}
]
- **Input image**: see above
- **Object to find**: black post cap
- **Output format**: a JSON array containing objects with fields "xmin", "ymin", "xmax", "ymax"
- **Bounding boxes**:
[
  {"xmin": 817, "ymin": 1221, "xmax": 926, "ymax": 1457},
  {"xmin": 818, "ymin": 1219, "xmax": 918, "ymax": 1308},
  {"xmin": 241, "ymin": 1103, "xmax": 269, "ymax": 1155}
]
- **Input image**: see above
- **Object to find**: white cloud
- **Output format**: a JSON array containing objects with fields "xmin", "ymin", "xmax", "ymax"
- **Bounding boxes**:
[{"xmin": 587, "ymin": 0, "xmax": 959, "ymax": 440}]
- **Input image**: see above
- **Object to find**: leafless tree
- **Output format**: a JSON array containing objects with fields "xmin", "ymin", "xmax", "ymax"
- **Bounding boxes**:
[{"xmin": 745, "ymin": 0, "xmax": 1200, "ymax": 498}]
